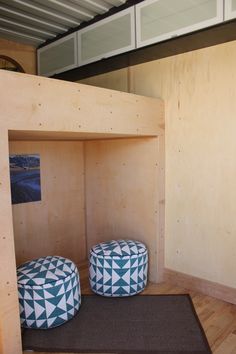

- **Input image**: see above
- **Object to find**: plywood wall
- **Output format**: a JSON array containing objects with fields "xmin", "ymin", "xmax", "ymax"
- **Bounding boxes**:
[
  {"xmin": 0, "ymin": 131, "xmax": 22, "ymax": 354},
  {"xmin": 9, "ymin": 141, "xmax": 86, "ymax": 266},
  {"xmin": 80, "ymin": 67, "xmax": 129, "ymax": 92},
  {"xmin": 80, "ymin": 39, "xmax": 236, "ymax": 289},
  {"xmin": 85, "ymin": 138, "xmax": 164, "ymax": 283},
  {"xmin": 0, "ymin": 37, "xmax": 36, "ymax": 74}
]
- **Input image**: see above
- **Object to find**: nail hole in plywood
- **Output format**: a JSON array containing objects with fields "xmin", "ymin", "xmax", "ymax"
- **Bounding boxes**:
[
  {"xmin": 38, "ymin": 83, "xmax": 41, "ymax": 86},
  {"xmin": 38, "ymin": 103, "xmax": 41, "ymax": 107}
]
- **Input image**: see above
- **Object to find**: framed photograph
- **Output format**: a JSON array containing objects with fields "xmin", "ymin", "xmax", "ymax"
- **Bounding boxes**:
[{"xmin": 9, "ymin": 154, "xmax": 41, "ymax": 204}]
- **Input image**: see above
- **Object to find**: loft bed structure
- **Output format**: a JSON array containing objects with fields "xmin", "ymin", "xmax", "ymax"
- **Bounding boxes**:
[{"xmin": 0, "ymin": 70, "xmax": 164, "ymax": 353}]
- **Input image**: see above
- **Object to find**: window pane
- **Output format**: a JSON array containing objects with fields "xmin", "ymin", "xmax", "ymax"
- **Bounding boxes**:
[
  {"xmin": 40, "ymin": 37, "xmax": 75, "ymax": 75},
  {"xmin": 140, "ymin": 0, "xmax": 217, "ymax": 42},
  {"xmin": 81, "ymin": 14, "xmax": 131, "ymax": 62},
  {"xmin": 232, "ymin": 0, "xmax": 236, "ymax": 11}
]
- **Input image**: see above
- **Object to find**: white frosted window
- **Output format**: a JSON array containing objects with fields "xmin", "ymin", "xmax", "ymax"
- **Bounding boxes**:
[
  {"xmin": 38, "ymin": 34, "xmax": 77, "ymax": 76},
  {"xmin": 224, "ymin": 0, "xmax": 236, "ymax": 20},
  {"xmin": 78, "ymin": 8, "xmax": 135, "ymax": 65},
  {"xmin": 136, "ymin": 0, "xmax": 222, "ymax": 47},
  {"xmin": 232, "ymin": 0, "xmax": 236, "ymax": 11}
]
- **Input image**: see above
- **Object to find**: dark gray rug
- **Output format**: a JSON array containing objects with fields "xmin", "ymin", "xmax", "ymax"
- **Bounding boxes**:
[{"xmin": 22, "ymin": 294, "xmax": 211, "ymax": 354}]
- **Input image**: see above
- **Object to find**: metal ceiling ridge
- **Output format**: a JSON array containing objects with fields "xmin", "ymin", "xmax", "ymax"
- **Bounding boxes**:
[
  {"xmin": 0, "ymin": 26, "xmax": 45, "ymax": 42},
  {"xmin": 38, "ymin": 0, "xmax": 144, "ymax": 48},
  {"xmin": 0, "ymin": 16, "xmax": 57, "ymax": 37},
  {"xmin": 45, "ymin": 0, "xmax": 96, "ymax": 19},
  {"xmin": 13, "ymin": 0, "xmax": 81, "ymax": 26},
  {"xmin": 0, "ymin": 4, "xmax": 69, "ymax": 32}
]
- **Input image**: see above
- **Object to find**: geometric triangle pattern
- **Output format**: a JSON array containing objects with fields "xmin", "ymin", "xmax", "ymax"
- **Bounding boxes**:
[
  {"xmin": 91, "ymin": 239, "xmax": 147, "ymax": 257},
  {"xmin": 17, "ymin": 256, "xmax": 81, "ymax": 329},
  {"xmin": 89, "ymin": 239, "xmax": 148, "ymax": 297},
  {"xmin": 17, "ymin": 255, "xmax": 77, "ymax": 286}
]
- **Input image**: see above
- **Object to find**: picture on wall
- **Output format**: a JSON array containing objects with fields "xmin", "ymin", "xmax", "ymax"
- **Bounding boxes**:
[{"xmin": 9, "ymin": 154, "xmax": 41, "ymax": 204}]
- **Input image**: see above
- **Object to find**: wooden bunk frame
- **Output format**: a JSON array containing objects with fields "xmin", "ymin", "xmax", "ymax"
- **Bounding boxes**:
[{"xmin": 0, "ymin": 70, "xmax": 164, "ymax": 353}]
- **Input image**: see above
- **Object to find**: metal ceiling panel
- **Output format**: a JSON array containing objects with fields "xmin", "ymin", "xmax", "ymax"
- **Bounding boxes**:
[
  {"xmin": 0, "ymin": 0, "xmax": 129, "ymax": 46},
  {"xmin": 0, "ymin": 4, "xmax": 69, "ymax": 32}
]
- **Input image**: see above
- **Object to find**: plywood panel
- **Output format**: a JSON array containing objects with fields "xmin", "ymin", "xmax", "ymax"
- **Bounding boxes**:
[
  {"xmin": 129, "ymin": 41, "xmax": 236, "ymax": 289},
  {"xmin": 0, "ymin": 70, "xmax": 164, "ymax": 138},
  {"xmin": 9, "ymin": 141, "xmax": 86, "ymax": 266},
  {"xmin": 0, "ymin": 70, "xmax": 163, "ymax": 353},
  {"xmin": 85, "ymin": 138, "xmax": 163, "ymax": 282},
  {"xmin": 79, "ymin": 67, "xmax": 129, "ymax": 92},
  {"xmin": 82, "ymin": 39, "xmax": 236, "ymax": 289},
  {"xmin": 0, "ymin": 130, "xmax": 22, "ymax": 354}
]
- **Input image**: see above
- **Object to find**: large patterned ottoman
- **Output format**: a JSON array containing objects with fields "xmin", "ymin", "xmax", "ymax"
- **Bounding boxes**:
[
  {"xmin": 17, "ymin": 256, "xmax": 81, "ymax": 329},
  {"xmin": 89, "ymin": 239, "xmax": 148, "ymax": 297}
]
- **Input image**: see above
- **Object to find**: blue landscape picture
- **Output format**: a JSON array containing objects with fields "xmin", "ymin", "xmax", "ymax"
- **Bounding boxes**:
[{"xmin": 9, "ymin": 154, "xmax": 41, "ymax": 204}]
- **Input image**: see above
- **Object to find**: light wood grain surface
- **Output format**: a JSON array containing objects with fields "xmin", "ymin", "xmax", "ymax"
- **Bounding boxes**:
[
  {"xmin": 0, "ymin": 70, "xmax": 164, "ymax": 353},
  {"xmin": 9, "ymin": 141, "xmax": 86, "ymax": 266},
  {"xmin": 80, "ymin": 40, "xmax": 236, "ymax": 291}
]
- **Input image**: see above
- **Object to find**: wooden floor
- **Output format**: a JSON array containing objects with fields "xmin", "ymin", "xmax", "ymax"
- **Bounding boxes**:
[{"xmin": 23, "ymin": 261, "xmax": 236, "ymax": 354}]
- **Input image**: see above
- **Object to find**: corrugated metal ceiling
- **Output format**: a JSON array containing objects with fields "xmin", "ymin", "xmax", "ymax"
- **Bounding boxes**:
[{"xmin": 0, "ymin": 0, "xmax": 128, "ymax": 47}]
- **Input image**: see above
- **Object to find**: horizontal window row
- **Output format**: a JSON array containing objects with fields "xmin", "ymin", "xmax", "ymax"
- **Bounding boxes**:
[{"xmin": 37, "ymin": 0, "xmax": 236, "ymax": 77}]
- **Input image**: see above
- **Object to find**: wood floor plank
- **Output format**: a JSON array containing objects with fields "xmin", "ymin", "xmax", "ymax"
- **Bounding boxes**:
[{"xmin": 214, "ymin": 332, "xmax": 236, "ymax": 354}]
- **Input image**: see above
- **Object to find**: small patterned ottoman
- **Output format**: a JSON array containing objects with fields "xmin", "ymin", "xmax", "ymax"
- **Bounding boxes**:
[
  {"xmin": 89, "ymin": 239, "xmax": 148, "ymax": 297},
  {"xmin": 17, "ymin": 256, "xmax": 81, "ymax": 329}
]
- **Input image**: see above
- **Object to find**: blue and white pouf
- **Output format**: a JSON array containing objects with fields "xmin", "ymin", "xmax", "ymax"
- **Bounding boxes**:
[
  {"xmin": 17, "ymin": 256, "xmax": 81, "ymax": 329},
  {"xmin": 89, "ymin": 239, "xmax": 148, "ymax": 297}
]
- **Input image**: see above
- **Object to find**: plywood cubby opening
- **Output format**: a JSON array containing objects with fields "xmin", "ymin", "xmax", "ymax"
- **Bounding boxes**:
[
  {"xmin": 9, "ymin": 135, "xmax": 161, "ymax": 284},
  {"xmin": 0, "ymin": 70, "xmax": 164, "ymax": 353}
]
